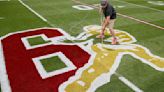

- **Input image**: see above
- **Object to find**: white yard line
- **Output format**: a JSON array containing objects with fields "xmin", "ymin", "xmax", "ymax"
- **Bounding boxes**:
[
  {"xmin": 119, "ymin": 77, "xmax": 143, "ymax": 92},
  {"xmin": 18, "ymin": 0, "xmax": 55, "ymax": 27},
  {"xmin": 115, "ymin": 73, "xmax": 143, "ymax": 92},
  {"xmin": 72, "ymin": 0, "xmax": 164, "ymax": 30},
  {"xmin": 116, "ymin": 0, "xmax": 164, "ymax": 13},
  {"xmin": 117, "ymin": 13, "xmax": 164, "ymax": 30}
]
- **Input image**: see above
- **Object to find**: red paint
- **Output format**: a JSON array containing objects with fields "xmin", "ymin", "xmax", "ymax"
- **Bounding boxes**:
[{"xmin": 1, "ymin": 28, "xmax": 90, "ymax": 92}]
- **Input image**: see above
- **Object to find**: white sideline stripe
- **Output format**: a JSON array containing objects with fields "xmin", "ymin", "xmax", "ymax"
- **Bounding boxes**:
[
  {"xmin": 0, "ymin": 40, "xmax": 12, "ymax": 92},
  {"xmin": 116, "ymin": 0, "xmax": 164, "ymax": 13},
  {"xmin": 72, "ymin": 0, "xmax": 164, "ymax": 30},
  {"xmin": 18, "ymin": 0, "xmax": 54, "ymax": 27},
  {"xmin": 118, "ymin": 76, "xmax": 143, "ymax": 92}
]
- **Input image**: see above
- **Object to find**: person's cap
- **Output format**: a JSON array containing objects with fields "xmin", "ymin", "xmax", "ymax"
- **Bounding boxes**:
[{"xmin": 100, "ymin": 0, "xmax": 108, "ymax": 7}]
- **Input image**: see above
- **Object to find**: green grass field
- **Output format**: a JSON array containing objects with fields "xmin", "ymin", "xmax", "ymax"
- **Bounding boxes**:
[{"xmin": 0, "ymin": 0, "xmax": 164, "ymax": 92}]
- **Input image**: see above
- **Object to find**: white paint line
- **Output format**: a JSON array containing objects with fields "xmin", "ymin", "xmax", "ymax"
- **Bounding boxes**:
[
  {"xmin": 88, "ymin": 68, "xmax": 95, "ymax": 73},
  {"xmin": 18, "ymin": 0, "xmax": 54, "ymax": 27},
  {"xmin": 21, "ymin": 34, "xmax": 53, "ymax": 49},
  {"xmin": 77, "ymin": 80, "xmax": 85, "ymax": 86},
  {"xmin": 32, "ymin": 52, "xmax": 77, "ymax": 79},
  {"xmin": 104, "ymin": 53, "xmax": 108, "ymax": 56},
  {"xmin": 117, "ymin": 74, "xmax": 143, "ymax": 92},
  {"xmin": 117, "ymin": 74, "xmax": 142, "ymax": 92},
  {"xmin": 0, "ymin": 40, "xmax": 12, "ymax": 92},
  {"xmin": 72, "ymin": 5, "xmax": 94, "ymax": 10},
  {"xmin": 116, "ymin": 0, "xmax": 164, "ymax": 13},
  {"xmin": 72, "ymin": 0, "xmax": 164, "ymax": 30},
  {"xmin": 117, "ymin": 13, "xmax": 164, "ymax": 30}
]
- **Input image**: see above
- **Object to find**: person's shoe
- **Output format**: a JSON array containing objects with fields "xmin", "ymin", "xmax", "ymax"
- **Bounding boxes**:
[
  {"xmin": 111, "ymin": 37, "xmax": 118, "ymax": 45},
  {"xmin": 96, "ymin": 34, "xmax": 104, "ymax": 38}
]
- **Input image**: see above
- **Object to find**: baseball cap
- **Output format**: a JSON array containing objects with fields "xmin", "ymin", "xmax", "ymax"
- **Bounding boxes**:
[{"xmin": 100, "ymin": 0, "xmax": 108, "ymax": 7}]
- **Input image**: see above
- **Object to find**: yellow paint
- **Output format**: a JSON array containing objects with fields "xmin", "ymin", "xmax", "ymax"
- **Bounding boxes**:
[
  {"xmin": 65, "ymin": 45, "xmax": 118, "ymax": 92},
  {"xmin": 64, "ymin": 26, "xmax": 164, "ymax": 92}
]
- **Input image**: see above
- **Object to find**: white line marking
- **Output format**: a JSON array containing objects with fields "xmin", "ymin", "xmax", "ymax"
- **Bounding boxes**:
[
  {"xmin": 18, "ymin": 0, "xmax": 55, "ymax": 27},
  {"xmin": 117, "ymin": 13, "xmax": 164, "ymax": 30},
  {"xmin": 116, "ymin": 0, "xmax": 164, "ymax": 13},
  {"xmin": 72, "ymin": 0, "xmax": 164, "ymax": 30},
  {"xmin": 0, "ymin": 40, "xmax": 12, "ymax": 92},
  {"xmin": 72, "ymin": 5, "xmax": 94, "ymax": 10},
  {"xmin": 118, "ymin": 75, "xmax": 143, "ymax": 92},
  {"xmin": 88, "ymin": 68, "xmax": 95, "ymax": 73},
  {"xmin": 21, "ymin": 34, "xmax": 52, "ymax": 49},
  {"xmin": 115, "ymin": 73, "xmax": 143, "ymax": 92},
  {"xmin": 77, "ymin": 80, "xmax": 86, "ymax": 86},
  {"xmin": 32, "ymin": 52, "xmax": 77, "ymax": 79}
]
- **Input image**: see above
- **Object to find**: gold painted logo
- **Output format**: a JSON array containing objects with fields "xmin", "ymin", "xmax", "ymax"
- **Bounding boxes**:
[{"xmin": 59, "ymin": 25, "xmax": 164, "ymax": 92}]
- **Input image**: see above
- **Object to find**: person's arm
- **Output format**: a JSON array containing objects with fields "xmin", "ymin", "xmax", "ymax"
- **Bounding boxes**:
[{"xmin": 101, "ymin": 16, "xmax": 110, "ymax": 35}]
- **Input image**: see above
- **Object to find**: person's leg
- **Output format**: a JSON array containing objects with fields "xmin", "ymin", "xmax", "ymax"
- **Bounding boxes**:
[
  {"xmin": 96, "ymin": 31, "xmax": 105, "ymax": 38},
  {"xmin": 109, "ymin": 19, "xmax": 117, "ymax": 44},
  {"xmin": 96, "ymin": 19, "xmax": 105, "ymax": 38}
]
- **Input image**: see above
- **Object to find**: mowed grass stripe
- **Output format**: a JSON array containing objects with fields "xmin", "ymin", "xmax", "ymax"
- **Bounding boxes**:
[
  {"xmin": 0, "ymin": 0, "xmax": 49, "ymax": 37},
  {"xmin": 137, "ymin": 35, "xmax": 164, "ymax": 57},
  {"xmin": 131, "ymin": 12, "xmax": 164, "ymax": 21},
  {"xmin": 116, "ymin": 0, "xmax": 164, "ymax": 12},
  {"xmin": 73, "ymin": 0, "xmax": 164, "ymax": 30},
  {"xmin": 123, "ymin": 0, "xmax": 164, "ymax": 11},
  {"xmin": 117, "ymin": 22, "xmax": 164, "ymax": 57},
  {"xmin": 78, "ymin": 0, "xmax": 164, "ymax": 27},
  {"xmin": 116, "ymin": 55, "xmax": 164, "ymax": 92},
  {"xmin": 112, "ymin": 0, "xmax": 164, "ymax": 27},
  {"xmin": 18, "ymin": 0, "xmax": 54, "ymax": 27},
  {"xmin": 24, "ymin": 0, "xmax": 100, "ymax": 36},
  {"xmin": 117, "ymin": 22, "xmax": 164, "ymax": 40}
]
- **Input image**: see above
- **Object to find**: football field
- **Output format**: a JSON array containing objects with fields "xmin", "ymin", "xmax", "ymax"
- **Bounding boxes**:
[{"xmin": 0, "ymin": 0, "xmax": 164, "ymax": 92}]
